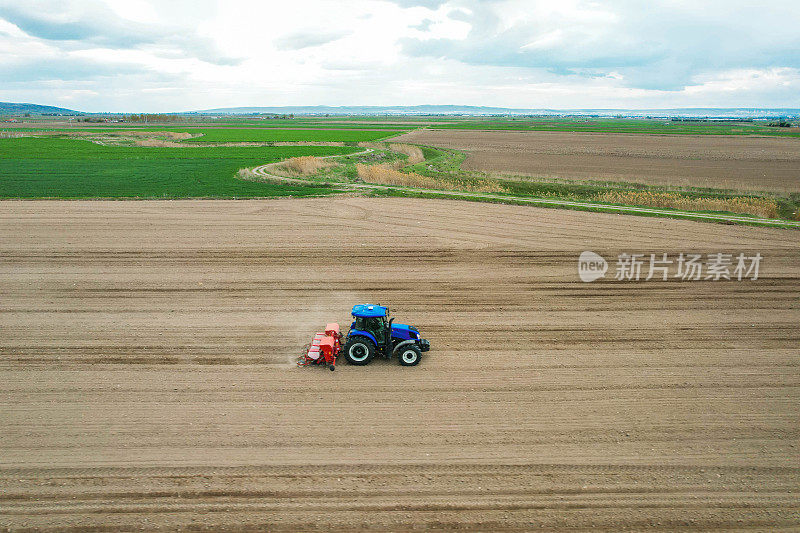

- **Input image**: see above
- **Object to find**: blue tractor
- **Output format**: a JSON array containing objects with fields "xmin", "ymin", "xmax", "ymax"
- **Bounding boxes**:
[{"xmin": 343, "ymin": 304, "xmax": 430, "ymax": 366}]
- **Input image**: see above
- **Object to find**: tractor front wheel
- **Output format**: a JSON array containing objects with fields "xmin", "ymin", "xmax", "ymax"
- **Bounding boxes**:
[
  {"xmin": 344, "ymin": 337, "xmax": 376, "ymax": 366},
  {"xmin": 398, "ymin": 345, "xmax": 422, "ymax": 366}
]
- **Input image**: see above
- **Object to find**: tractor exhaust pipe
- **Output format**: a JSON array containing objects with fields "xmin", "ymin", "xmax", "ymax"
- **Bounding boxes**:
[{"xmin": 387, "ymin": 317, "xmax": 395, "ymax": 358}]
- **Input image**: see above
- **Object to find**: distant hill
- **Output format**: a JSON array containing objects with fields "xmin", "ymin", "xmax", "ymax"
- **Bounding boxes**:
[{"xmin": 0, "ymin": 102, "xmax": 81, "ymax": 115}]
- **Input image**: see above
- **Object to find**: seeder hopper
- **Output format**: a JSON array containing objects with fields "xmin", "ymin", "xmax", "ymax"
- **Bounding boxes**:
[{"xmin": 297, "ymin": 323, "xmax": 341, "ymax": 371}]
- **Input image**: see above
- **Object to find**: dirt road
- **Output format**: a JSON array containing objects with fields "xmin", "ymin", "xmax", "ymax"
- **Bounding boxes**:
[
  {"xmin": 393, "ymin": 129, "xmax": 800, "ymax": 193},
  {"xmin": 1, "ymin": 199, "xmax": 798, "ymax": 530}
]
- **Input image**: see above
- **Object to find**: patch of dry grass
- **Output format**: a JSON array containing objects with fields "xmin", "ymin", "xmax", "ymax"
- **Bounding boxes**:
[
  {"xmin": 127, "ymin": 131, "xmax": 193, "ymax": 140},
  {"xmin": 281, "ymin": 156, "xmax": 334, "ymax": 175},
  {"xmin": 75, "ymin": 130, "xmax": 196, "ymax": 147},
  {"xmin": 355, "ymin": 164, "xmax": 507, "ymax": 193},
  {"xmin": 358, "ymin": 142, "xmax": 425, "ymax": 168},
  {"xmin": 356, "ymin": 164, "xmax": 440, "ymax": 188},
  {"xmin": 594, "ymin": 190, "xmax": 779, "ymax": 218},
  {"xmin": 236, "ymin": 168, "xmax": 259, "ymax": 180},
  {"xmin": 236, "ymin": 167, "xmax": 301, "ymax": 186},
  {"xmin": 391, "ymin": 143, "xmax": 425, "ymax": 165}
]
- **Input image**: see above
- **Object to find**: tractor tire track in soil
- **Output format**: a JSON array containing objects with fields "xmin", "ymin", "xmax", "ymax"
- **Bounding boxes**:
[{"xmin": 1, "ymin": 198, "xmax": 798, "ymax": 530}]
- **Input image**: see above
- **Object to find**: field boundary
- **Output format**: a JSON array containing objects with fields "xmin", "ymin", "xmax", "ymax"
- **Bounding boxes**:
[{"xmin": 247, "ymin": 160, "xmax": 800, "ymax": 229}]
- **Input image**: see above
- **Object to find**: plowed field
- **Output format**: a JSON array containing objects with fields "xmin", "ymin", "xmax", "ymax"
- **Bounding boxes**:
[
  {"xmin": 393, "ymin": 130, "xmax": 800, "ymax": 192},
  {"xmin": 1, "ymin": 198, "xmax": 798, "ymax": 531}
]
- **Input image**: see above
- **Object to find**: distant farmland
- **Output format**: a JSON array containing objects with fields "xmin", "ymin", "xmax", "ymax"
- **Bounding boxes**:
[
  {"xmin": 0, "ymin": 137, "xmax": 357, "ymax": 198},
  {"xmin": 187, "ymin": 128, "xmax": 403, "ymax": 143},
  {"xmin": 431, "ymin": 117, "xmax": 800, "ymax": 137},
  {"xmin": 0, "ymin": 127, "xmax": 405, "ymax": 143}
]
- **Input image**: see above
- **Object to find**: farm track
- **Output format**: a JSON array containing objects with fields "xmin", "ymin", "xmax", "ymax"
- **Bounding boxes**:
[{"xmin": 1, "ymin": 198, "xmax": 799, "ymax": 530}]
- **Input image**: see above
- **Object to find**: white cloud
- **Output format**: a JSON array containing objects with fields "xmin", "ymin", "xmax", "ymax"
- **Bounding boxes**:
[
  {"xmin": 0, "ymin": 0, "xmax": 799, "ymax": 111},
  {"xmin": 104, "ymin": 0, "xmax": 159, "ymax": 23}
]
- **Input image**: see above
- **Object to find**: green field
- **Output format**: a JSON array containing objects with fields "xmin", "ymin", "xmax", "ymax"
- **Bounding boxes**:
[
  {"xmin": 7, "ymin": 115, "xmax": 798, "ymax": 137},
  {"xmin": 0, "ymin": 137, "xmax": 356, "ymax": 198},
  {"xmin": 0, "ymin": 127, "xmax": 405, "ymax": 142},
  {"xmin": 189, "ymin": 117, "xmax": 800, "ymax": 137},
  {"xmin": 430, "ymin": 117, "xmax": 800, "ymax": 137},
  {"xmin": 195, "ymin": 121, "xmax": 409, "ymax": 130},
  {"xmin": 187, "ymin": 128, "xmax": 403, "ymax": 143}
]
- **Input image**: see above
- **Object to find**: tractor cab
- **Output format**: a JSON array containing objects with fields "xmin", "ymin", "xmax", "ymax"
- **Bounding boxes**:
[{"xmin": 351, "ymin": 304, "xmax": 390, "ymax": 345}]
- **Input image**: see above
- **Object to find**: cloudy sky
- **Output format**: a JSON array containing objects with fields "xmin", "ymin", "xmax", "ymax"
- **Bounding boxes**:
[{"xmin": 1, "ymin": 0, "xmax": 799, "ymax": 112}]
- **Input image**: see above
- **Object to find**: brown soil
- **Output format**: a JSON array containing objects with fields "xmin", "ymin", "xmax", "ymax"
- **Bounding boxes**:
[
  {"xmin": 393, "ymin": 130, "xmax": 800, "ymax": 193},
  {"xmin": 1, "ymin": 198, "xmax": 798, "ymax": 531}
]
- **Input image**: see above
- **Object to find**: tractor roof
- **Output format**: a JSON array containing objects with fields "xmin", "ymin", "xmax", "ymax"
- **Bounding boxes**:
[{"xmin": 351, "ymin": 304, "xmax": 387, "ymax": 318}]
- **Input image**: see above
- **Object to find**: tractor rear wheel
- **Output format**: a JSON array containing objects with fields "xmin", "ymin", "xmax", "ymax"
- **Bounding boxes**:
[
  {"xmin": 344, "ymin": 337, "xmax": 376, "ymax": 366},
  {"xmin": 398, "ymin": 345, "xmax": 422, "ymax": 366}
]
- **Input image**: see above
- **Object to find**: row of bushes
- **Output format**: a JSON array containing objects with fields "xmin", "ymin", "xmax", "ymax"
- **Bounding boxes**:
[
  {"xmin": 355, "ymin": 163, "xmax": 507, "ymax": 194},
  {"xmin": 593, "ymin": 190, "xmax": 779, "ymax": 218}
]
